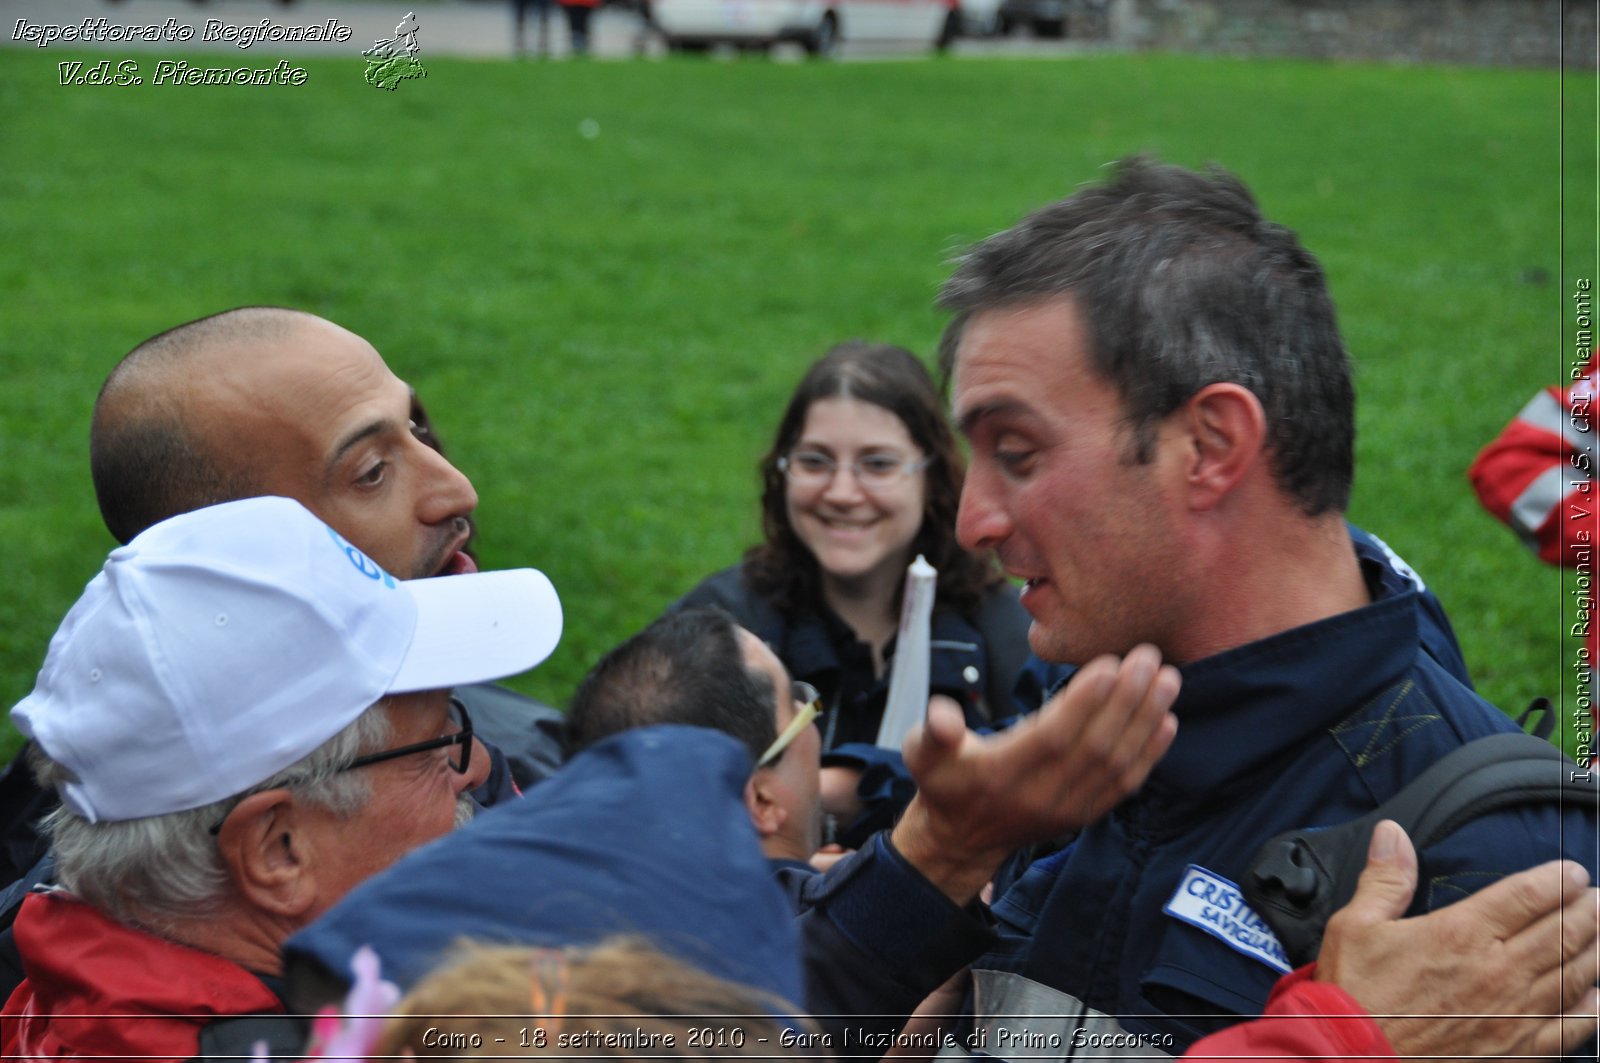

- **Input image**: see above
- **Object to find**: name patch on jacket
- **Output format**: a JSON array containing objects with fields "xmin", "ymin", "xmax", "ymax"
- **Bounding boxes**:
[{"xmin": 1162, "ymin": 865, "xmax": 1291, "ymax": 974}]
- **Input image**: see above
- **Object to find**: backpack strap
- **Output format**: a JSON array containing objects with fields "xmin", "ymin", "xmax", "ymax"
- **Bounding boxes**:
[
  {"xmin": 1516, "ymin": 696, "xmax": 1557, "ymax": 740},
  {"xmin": 1243, "ymin": 731, "xmax": 1595, "ymax": 968}
]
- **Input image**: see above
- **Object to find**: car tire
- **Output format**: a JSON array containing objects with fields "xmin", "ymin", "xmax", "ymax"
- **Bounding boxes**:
[{"xmin": 804, "ymin": 12, "xmax": 839, "ymax": 58}]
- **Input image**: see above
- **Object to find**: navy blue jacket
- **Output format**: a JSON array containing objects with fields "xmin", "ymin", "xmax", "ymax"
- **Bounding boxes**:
[
  {"xmin": 772, "ymin": 840, "xmax": 998, "ymax": 1041},
  {"xmin": 786, "ymin": 832, "xmax": 997, "ymax": 1041},
  {"xmin": 964, "ymin": 535, "xmax": 1598, "ymax": 1056},
  {"xmin": 284, "ymin": 726, "xmax": 993, "ymax": 1043},
  {"xmin": 283, "ymin": 726, "xmax": 803, "ymax": 1011}
]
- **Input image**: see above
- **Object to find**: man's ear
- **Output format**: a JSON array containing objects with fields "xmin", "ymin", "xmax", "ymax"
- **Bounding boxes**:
[
  {"xmin": 1177, "ymin": 382, "xmax": 1267, "ymax": 511},
  {"xmin": 743, "ymin": 773, "xmax": 788, "ymax": 839},
  {"xmin": 214, "ymin": 789, "xmax": 320, "ymax": 920}
]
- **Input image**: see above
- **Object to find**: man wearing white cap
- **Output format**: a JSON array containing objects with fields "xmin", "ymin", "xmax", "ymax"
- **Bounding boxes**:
[{"xmin": 0, "ymin": 496, "xmax": 562, "ymax": 1063}]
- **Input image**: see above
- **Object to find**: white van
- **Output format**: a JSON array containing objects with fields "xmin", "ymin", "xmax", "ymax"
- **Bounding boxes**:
[{"xmin": 652, "ymin": 0, "xmax": 997, "ymax": 55}]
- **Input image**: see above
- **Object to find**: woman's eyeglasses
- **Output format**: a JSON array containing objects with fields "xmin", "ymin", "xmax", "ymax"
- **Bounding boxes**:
[{"xmin": 778, "ymin": 451, "xmax": 930, "ymax": 493}]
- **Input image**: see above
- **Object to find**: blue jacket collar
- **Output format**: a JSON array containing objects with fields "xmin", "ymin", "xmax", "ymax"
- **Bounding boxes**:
[{"xmin": 1147, "ymin": 537, "xmax": 1421, "ymax": 797}]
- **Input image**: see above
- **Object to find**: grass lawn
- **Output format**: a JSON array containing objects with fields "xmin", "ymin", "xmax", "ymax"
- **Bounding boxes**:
[{"xmin": 0, "ymin": 48, "xmax": 1593, "ymax": 762}]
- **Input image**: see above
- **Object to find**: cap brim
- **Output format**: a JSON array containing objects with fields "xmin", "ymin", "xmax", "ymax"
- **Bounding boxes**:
[{"xmin": 388, "ymin": 568, "xmax": 562, "ymax": 693}]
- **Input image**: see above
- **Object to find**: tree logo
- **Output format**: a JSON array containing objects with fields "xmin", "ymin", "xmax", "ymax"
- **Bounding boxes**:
[{"xmin": 363, "ymin": 12, "xmax": 426, "ymax": 91}]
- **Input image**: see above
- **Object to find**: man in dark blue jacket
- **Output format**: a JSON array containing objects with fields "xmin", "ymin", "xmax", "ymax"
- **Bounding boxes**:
[{"xmin": 932, "ymin": 154, "xmax": 1599, "ymax": 1057}]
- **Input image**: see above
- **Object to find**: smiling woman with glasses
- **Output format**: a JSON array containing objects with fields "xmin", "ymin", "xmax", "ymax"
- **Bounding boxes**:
[{"xmin": 668, "ymin": 342, "xmax": 1039, "ymax": 845}]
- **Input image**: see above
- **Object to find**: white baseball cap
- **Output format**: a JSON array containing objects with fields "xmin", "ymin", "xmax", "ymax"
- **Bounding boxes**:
[{"xmin": 12, "ymin": 496, "xmax": 563, "ymax": 823}]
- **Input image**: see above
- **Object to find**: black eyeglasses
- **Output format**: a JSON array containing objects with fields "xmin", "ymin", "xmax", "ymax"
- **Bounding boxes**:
[
  {"xmin": 208, "ymin": 698, "xmax": 474, "ymax": 837},
  {"xmin": 341, "ymin": 697, "xmax": 474, "ymax": 775}
]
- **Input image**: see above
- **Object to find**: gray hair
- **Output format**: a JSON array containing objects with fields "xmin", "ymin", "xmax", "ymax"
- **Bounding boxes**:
[
  {"xmin": 32, "ymin": 702, "xmax": 392, "ymax": 933},
  {"xmin": 938, "ymin": 155, "xmax": 1355, "ymax": 517}
]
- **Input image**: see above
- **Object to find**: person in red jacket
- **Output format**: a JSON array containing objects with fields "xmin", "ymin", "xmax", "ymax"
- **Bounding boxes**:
[{"xmin": 1469, "ymin": 357, "xmax": 1598, "ymax": 722}]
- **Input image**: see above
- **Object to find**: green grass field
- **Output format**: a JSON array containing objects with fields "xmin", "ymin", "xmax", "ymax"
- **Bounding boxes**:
[{"xmin": 1, "ymin": 48, "xmax": 1594, "ymax": 762}]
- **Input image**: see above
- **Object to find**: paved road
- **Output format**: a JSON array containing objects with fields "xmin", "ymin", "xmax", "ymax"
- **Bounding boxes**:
[{"xmin": 2, "ymin": 0, "xmax": 1107, "ymax": 60}]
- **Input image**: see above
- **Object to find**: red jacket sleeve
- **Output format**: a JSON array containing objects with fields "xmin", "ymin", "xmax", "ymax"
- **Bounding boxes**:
[
  {"xmin": 1469, "ymin": 362, "xmax": 1598, "ymax": 568},
  {"xmin": 1183, "ymin": 965, "xmax": 1394, "ymax": 1062}
]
